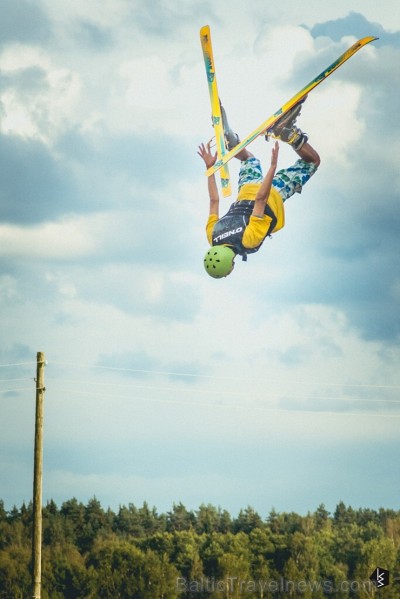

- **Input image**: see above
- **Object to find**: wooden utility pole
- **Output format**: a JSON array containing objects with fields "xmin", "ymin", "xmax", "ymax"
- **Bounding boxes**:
[{"xmin": 32, "ymin": 351, "xmax": 46, "ymax": 599}]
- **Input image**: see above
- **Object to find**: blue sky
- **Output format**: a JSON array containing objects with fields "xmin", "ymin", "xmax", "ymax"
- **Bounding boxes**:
[{"xmin": 1, "ymin": 0, "xmax": 400, "ymax": 518}]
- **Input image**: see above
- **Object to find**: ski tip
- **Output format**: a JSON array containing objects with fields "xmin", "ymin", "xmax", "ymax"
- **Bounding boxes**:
[{"xmin": 363, "ymin": 35, "xmax": 379, "ymax": 43}]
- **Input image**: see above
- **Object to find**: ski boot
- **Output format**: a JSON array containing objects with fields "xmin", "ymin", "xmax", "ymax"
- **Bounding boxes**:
[
  {"xmin": 220, "ymin": 102, "xmax": 240, "ymax": 150},
  {"xmin": 269, "ymin": 98, "xmax": 308, "ymax": 151}
]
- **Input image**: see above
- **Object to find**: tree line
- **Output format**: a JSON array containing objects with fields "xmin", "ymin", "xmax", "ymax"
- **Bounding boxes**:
[{"xmin": 0, "ymin": 498, "xmax": 399, "ymax": 598}]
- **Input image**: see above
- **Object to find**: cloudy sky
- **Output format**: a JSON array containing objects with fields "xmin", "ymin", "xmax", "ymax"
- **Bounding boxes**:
[{"xmin": 1, "ymin": 0, "xmax": 400, "ymax": 518}]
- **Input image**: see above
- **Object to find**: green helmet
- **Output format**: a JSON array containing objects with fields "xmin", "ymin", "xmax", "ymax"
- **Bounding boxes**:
[{"xmin": 203, "ymin": 246, "xmax": 236, "ymax": 278}]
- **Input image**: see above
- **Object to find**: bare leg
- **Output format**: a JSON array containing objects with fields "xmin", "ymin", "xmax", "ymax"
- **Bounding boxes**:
[
  {"xmin": 235, "ymin": 148, "xmax": 254, "ymax": 161},
  {"xmin": 295, "ymin": 141, "xmax": 320, "ymax": 167}
]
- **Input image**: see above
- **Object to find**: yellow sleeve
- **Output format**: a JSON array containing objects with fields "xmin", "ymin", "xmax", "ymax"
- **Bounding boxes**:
[
  {"xmin": 242, "ymin": 215, "xmax": 274, "ymax": 249},
  {"xmin": 206, "ymin": 214, "xmax": 219, "ymax": 245}
]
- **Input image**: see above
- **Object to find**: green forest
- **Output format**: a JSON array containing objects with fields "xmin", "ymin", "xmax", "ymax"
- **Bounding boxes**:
[{"xmin": 0, "ymin": 498, "xmax": 399, "ymax": 598}]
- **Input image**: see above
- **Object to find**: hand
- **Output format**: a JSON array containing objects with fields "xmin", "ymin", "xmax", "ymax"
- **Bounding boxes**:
[
  {"xmin": 197, "ymin": 142, "xmax": 217, "ymax": 169},
  {"xmin": 270, "ymin": 141, "xmax": 279, "ymax": 169}
]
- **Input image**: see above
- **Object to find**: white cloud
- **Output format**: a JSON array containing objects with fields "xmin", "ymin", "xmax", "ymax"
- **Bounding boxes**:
[
  {"xmin": 40, "ymin": 0, "xmax": 131, "ymax": 29},
  {"xmin": 0, "ymin": 216, "xmax": 101, "ymax": 258},
  {"xmin": 301, "ymin": 81, "xmax": 365, "ymax": 167},
  {"xmin": 0, "ymin": 45, "xmax": 82, "ymax": 143},
  {"xmin": 255, "ymin": 24, "xmax": 315, "ymax": 72}
]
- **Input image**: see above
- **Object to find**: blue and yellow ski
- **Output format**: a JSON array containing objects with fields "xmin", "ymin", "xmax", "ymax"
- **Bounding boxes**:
[
  {"xmin": 204, "ymin": 34, "xmax": 378, "ymax": 178},
  {"xmin": 200, "ymin": 25, "xmax": 232, "ymax": 197}
]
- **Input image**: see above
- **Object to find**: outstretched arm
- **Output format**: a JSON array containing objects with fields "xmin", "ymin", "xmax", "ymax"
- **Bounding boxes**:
[
  {"xmin": 198, "ymin": 142, "xmax": 220, "ymax": 216},
  {"xmin": 252, "ymin": 142, "xmax": 279, "ymax": 217}
]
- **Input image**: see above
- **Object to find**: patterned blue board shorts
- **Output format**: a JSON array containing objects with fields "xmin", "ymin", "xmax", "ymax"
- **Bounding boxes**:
[{"xmin": 238, "ymin": 156, "xmax": 318, "ymax": 201}]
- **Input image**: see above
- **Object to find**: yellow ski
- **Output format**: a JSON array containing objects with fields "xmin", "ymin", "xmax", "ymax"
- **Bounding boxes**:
[
  {"xmin": 205, "ymin": 35, "xmax": 378, "ymax": 177},
  {"xmin": 200, "ymin": 25, "xmax": 232, "ymax": 197}
]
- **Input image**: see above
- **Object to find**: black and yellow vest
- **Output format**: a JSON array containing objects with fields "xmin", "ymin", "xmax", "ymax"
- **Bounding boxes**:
[{"xmin": 212, "ymin": 200, "xmax": 277, "ymax": 260}]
